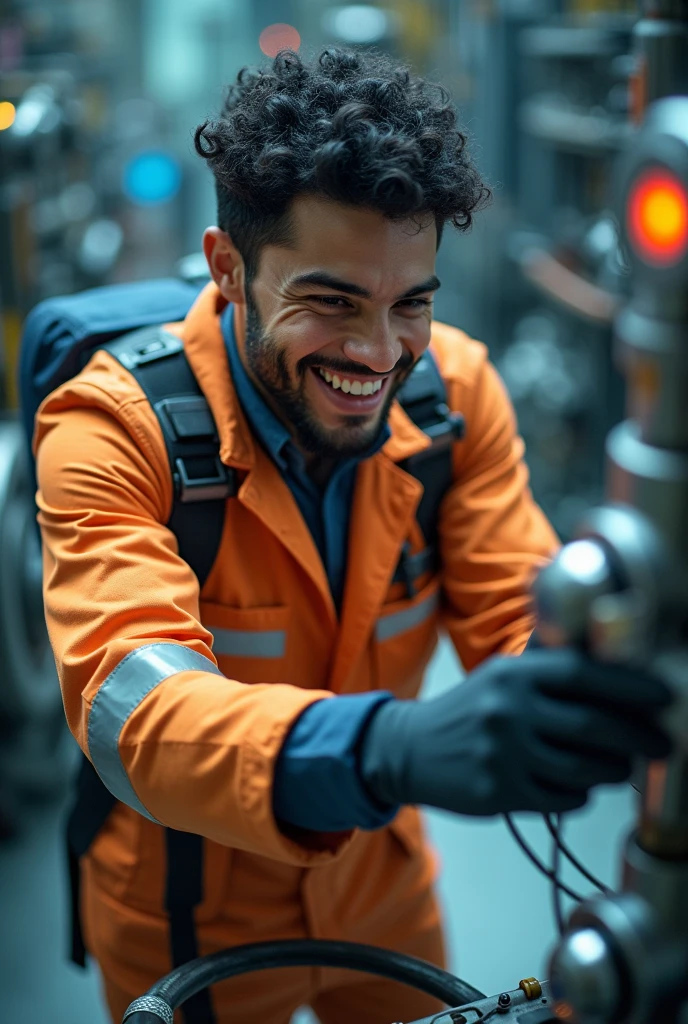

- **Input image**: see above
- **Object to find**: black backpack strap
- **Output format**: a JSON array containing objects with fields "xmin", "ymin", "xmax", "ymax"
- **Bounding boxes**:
[
  {"xmin": 66, "ymin": 754, "xmax": 217, "ymax": 1022},
  {"xmin": 394, "ymin": 350, "xmax": 465, "ymax": 595},
  {"xmin": 66, "ymin": 756, "xmax": 118, "ymax": 967},
  {"xmin": 66, "ymin": 327, "xmax": 233, "ymax": 983},
  {"xmin": 103, "ymin": 325, "xmax": 236, "ymax": 590},
  {"xmin": 165, "ymin": 831, "xmax": 217, "ymax": 1023}
]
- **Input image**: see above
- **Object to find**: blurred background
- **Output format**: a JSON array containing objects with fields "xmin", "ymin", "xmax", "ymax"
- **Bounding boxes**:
[{"xmin": 0, "ymin": 0, "xmax": 660, "ymax": 1021}]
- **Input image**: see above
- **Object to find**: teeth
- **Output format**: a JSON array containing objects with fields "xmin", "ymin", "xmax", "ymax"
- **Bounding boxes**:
[{"xmin": 318, "ymin": 368, "xmax": 384, "ymax": 395}]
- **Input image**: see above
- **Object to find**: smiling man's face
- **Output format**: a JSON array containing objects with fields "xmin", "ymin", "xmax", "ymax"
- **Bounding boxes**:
[{"xmin": 208, "ymin": 195, "xmax": 440, "ymax": 459}]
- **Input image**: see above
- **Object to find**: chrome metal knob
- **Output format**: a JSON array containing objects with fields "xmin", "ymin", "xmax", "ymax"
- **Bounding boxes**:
[
  {"xmin": 549, "ymin": 928, "xmax": 623, "ymax": 1024},
  {"xmin": 533, "ymin": 539, "xmax": 617, "ymax": 647}
]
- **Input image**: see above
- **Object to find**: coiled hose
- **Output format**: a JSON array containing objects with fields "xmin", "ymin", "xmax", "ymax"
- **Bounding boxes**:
[{"xmin": 122, "ymin": 938, "xmax": 486, "ymax": 1023}]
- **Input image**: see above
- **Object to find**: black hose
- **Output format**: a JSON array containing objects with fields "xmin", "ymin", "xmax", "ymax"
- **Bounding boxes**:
[{"xmin": 123, "ymin": 939, "xmax": 486, "ymax": 1022}]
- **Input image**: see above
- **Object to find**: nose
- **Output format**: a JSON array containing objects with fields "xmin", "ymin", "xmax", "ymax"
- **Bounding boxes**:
[{"xmin": 342, "ymin": 318, "xmax": 403, "ymax": 375}]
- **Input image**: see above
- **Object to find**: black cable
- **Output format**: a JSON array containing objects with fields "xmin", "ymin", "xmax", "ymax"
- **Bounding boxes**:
[
  {"xmin": 550, "ymin": 813, "xmax": 565, "ymax": 936},
  {"xmin": 543, "ymin": 814, "xmax": 612, "ymax": 895},
  {"xmin": 128, "ymin": 939, "xmax": 486, "ymax": 1019},
  {"xmin": 503, "ymin": 814, "xmax": 585, "ymax": 902}
]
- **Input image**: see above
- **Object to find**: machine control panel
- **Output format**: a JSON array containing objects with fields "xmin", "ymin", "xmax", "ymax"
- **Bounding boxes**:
[{"xmin": 406, "ymin": 979, "xmax": 556, "ymax": 1024}]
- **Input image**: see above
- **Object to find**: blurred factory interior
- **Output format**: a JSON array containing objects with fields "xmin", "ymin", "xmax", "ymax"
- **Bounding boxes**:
[{"xmin": 0, "ymin": 0, "xmax": 682, "ymax": 1021}]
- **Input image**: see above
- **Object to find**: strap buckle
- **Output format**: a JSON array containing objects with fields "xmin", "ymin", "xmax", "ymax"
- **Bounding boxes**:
[
  {"xmin": 117, "ymin": 331, "xmax": 184, "ymax": 371},
  {"xmin": 425, "ymin": 403, "xmax": 465, "ymax": 448},
  {"xmin": 393, "ymin": 542, "xmax": 439, "ymax": 597},
  {"xmin": 398, "ymin": 541, "xmax": 419, "ymax": 598},
  {"xmin": 156, "ymin": 396, "xmax": 218, "ymax": 443},
  {"xmin": 174, "ymin": 456, "xmax": 236, "ymax": 503}
]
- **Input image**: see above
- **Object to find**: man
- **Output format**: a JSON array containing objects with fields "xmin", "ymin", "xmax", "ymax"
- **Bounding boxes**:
[{"xmin": 35, "ymin": 48, "xmax": 671, "ymax": 1024}]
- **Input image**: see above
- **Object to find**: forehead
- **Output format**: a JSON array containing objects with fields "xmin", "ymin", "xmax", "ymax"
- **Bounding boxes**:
[{"xmin": 262, "ymin": 195, "xmax": 438, "ymax": 294}]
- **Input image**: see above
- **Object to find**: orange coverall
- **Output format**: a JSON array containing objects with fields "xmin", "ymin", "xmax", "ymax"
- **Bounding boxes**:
[{"xmin": 34, "ymin": 282, "xmax": 559, "ymax": 1023}]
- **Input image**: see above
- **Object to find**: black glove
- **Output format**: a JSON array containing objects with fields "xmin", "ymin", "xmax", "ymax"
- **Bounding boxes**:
[{"xmin": 359, "ymin": 647, "xmax": 673, "ymax": 816}]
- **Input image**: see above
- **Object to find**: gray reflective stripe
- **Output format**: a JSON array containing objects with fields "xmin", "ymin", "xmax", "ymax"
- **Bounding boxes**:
[
  {"xmin": 209, "ymin": 627, "xmax": 286, "ymax": 658},
  {"xmin": 375, "ymin": 591, "xmax": 440, "ymax": 643},
  {"xmin": 88, "ymin": 642, "xmax": 222, "ymax": 820}
]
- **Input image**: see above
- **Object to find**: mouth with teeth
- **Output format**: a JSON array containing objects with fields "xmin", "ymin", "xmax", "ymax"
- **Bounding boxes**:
[
  {"xmin": 310, "ymin": 366, "xmax": 389, "ymax": 416},
  {"xmin": 317, "ymin": 368, "xmax": 383, "ymax": 395}
]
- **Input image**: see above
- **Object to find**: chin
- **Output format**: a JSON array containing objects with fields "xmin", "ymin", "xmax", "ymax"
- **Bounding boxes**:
[{"xmin": 325, "ymin": 425, "xmax": 379, "ymax": 458}]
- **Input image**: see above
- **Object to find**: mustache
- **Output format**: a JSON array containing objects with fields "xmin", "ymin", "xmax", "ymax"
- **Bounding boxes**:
[{"xmin": 298, "ymin": 352, "xmax": 415, "ymax": 379}]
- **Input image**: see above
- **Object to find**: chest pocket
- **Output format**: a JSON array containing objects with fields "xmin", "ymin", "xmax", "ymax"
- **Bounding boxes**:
[
  {"xmin": 200, "ymin": 601, "xmax": 290, "ymax": 683},
  {"xmin": 372, "ymin": 575, "xmax": 441, "ymax": 699}
]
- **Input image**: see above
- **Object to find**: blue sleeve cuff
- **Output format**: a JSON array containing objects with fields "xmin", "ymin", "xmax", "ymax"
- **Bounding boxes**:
[{"xmin": 273, "ymin": 691, "xmax": 400, "ymax": 833}]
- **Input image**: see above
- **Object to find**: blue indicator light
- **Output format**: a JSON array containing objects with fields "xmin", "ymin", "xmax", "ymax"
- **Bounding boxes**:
[{"xmin": 123, "ymin": 151, "xmax": 182, "ymax": 205}]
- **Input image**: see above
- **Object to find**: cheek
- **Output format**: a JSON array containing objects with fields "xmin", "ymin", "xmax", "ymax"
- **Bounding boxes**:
[
  {"xmin": 402, "ymin": 319, "xmax": 433, "ymax": 361},
  {"xmin": 277, "ymin": 317, "xmax": 340, "ymax": 370},
  {"xmin": 274, "ymin": 312, "xmax": 432, "ymax": 372}
]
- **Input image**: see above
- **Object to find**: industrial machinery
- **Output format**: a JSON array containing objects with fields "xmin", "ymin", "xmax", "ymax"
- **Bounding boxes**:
[
  {"xmin": 0, "ymin": 0, "xmax": 188, "ymax": 833},
  {"xmin": 440, "ymin": 20, "xmax": 688, "ymax": 1018},
  {"xmin": 534, "ymin": 95, "xmax": 688, "ymax": 1024},
  {"xmin": 0, "ymin": 7, "xmax": 124, "ymax": 834},
  {"xmin": 0, "ymin": 417, "xmax": 73, "ymax": 813},
  {"xmin": 443, "ymin": 0, "xmax": 686, "ymax": 542},
  {"xmin": 120, "ymin": 940, "xmax": 554, "ymax": 1024}
]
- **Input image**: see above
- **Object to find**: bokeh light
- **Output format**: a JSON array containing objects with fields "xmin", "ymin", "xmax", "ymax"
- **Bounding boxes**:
[
  {"xmin": 123, "ymin": 150, "xmax": 182, "ymax": 206},
  {"xmin": 259, "ymin": 23, "xmax": 301, "ymax": 58},
  {"xmin": 0, "ymin": 101, "xmax": 17, "ymax": 131},
  {"xmin": 329, "ymin": 5, "xmax": 389, "ymax": 44},
  {"xmin": 628, "ymin": 168, "xmax": 688, "ymax": 266}
]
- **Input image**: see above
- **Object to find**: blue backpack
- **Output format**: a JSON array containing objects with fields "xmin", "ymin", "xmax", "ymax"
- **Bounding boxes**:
[{"xmin": 18, "ymin": 275, "xmax": 464, "ymax": 995}]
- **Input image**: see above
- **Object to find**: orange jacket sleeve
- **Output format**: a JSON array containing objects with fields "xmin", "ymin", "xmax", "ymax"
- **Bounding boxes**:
[
  {"xmin": 432, "ymin": 327, "xmax": 561, "ymax": 670},
  {"xmin": 34, "ymin": 354, "xmax": 344, "ymax": 865}
]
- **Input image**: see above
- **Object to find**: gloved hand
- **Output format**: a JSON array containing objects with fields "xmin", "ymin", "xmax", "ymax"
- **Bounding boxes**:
[{"xmin": 359, "ymin": 647, "xmax": 673, "ymax": 816}]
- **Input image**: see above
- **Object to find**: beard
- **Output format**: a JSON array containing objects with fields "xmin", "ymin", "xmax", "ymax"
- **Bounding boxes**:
[{"xmin": 243, "ymin": 293, "xmax": 414, "ymax": 459}]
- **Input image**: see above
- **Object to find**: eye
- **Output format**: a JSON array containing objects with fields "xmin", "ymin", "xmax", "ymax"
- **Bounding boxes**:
[
  {"xmin": 395, "ymin": 298, "xmax": 432, "ymax": 310},
  {"xmin": 310, "ymin": 295, "xmax": 351, "ymax": 308}
]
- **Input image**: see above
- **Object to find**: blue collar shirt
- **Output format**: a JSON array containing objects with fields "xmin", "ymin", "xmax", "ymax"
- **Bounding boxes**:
[{"xmin": 222, "ymin": 303, "xmax": 390, "ymax": 613}]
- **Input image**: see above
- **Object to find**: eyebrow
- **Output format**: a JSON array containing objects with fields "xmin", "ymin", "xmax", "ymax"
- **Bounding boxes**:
[{"xmin": 289, "ymin": 271, "xmax": 441, "ymax": 301}]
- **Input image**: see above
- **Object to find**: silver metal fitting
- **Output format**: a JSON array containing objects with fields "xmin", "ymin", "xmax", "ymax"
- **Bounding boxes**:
[
  {"xmin": 549, "ymin": 927, "xmax": 623, "ymax": 1024},
  {"xmin": 122, "ymin": 994, "xmax": 174, "ymax": 1024}
]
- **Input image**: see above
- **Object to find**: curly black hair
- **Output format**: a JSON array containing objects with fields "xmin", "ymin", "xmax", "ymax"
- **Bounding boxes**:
[{"xmin": 195, "ymin": 47, "xmax": 490, "ymax": 278}]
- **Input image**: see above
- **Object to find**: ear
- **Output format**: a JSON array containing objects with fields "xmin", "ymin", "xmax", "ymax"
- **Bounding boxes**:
[{"xmin": 202, "ymin": 227, "xmax": 246, "ymax": 305}]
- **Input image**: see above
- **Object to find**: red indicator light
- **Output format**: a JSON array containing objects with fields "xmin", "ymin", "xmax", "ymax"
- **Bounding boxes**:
[
  {"xmin": 259, "ymin": 23, "xmax": 301, "ymax": 58},
  {"xmin": 627, "ymin": 169, "xmax": 688, "ymax": 266}
]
